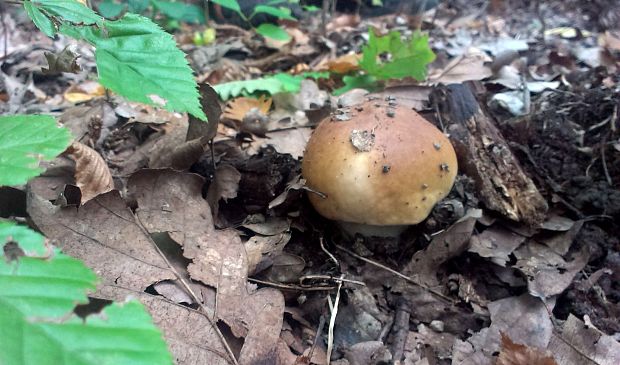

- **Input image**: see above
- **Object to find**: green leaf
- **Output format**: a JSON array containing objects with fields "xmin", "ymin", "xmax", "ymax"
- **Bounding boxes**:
[
  {"xmin": 98, "ymin": 0, "xmax": 125, "ymax": 18},
  {"xmin": 302, "ymin": 5, "xmax": 320, "ymax": 12},
  {"xmin": 128, "ymin": 0, "xmax": 150, "ymax": 13},
  {"xmin": 359, "ymin": 29, "xmax": 436, "ymax": 81},
  {"xmin": 152, "ymin": 0, "xmax": 205, "ymax": 24},
  {"xmin": 24, "ymin": 2, "xmax": 56, "ymax": 37},
  {"xmin": 0, "ymin": 221, "xmax": 173, "ymax": 365},
  {"xmin": 252, "ymin": 5, "xmax": 296, "ymax": 21},
  {"xmin": 210, "ymin": 0, "xmax": 241, "ymax": 14},
  {"xmin": 214, "ymin": 72, "xmax": 328, "ymax": 100},
  {"xmin": 332, "ymin": 74, "xmax": 379, "ymax": 96},
  {"xmin": 26, "ymin": 0, "xmax": 102, "ymax": 25},
  {"xmin": 256, "ymin": 23, "xmax": 290, "ymax": 41},
  {"xmin": 0, "ymin": 115, "xmax": 71, "ymax": 187},
  {"xmin": 61, "ymin": 14, "xmax": 206, "ymax": 121}
]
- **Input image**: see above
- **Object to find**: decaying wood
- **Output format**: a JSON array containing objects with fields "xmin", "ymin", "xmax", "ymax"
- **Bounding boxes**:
[{"xmin": 431, "ymin": 83, "xmax": 548, "ymax": 225}]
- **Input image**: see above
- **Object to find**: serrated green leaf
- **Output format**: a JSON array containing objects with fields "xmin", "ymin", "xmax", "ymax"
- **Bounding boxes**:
[
  {"xmin": 360, "ymin": 29, "xmax": 435, "ymax": 81},
  {"xmin": 128, "ymin": 0, "xmax": 150, "ymax": 13},
  {"xmin": 24, "ymin": 2, "xmax": 56, "ymax": 37},
  {"xmin": 332, "ymin": 74, "xmax": 378, "ymax": 96},
  {"xmin": 256, "ymin": 23, "xmax": 290, "ymax": 41},
  {"xmin": 214, "ymin": 72, "xmax": 328, "ymax": 100},
  {"xmin": 252, "ymin": 5, "xmax": 296, "ymax": 21},
  {"xmin": 0, "ymin": 221, "xmax": 173, "ymax": 365},
  {"xmin": 0, "ymin": 115, "xmax": 72, "ymax": 187},
  {"xmin": 27, "ymin": 0, "xmax": 102, "ymax": 25},
  {"xmin": 61, "ymin": 14, "xmax": 206, "ymax": 121},
  {"xmin": 152, "ymin": 0, "xmax": 205, "ymax": 24},
  {"xmin": 98, "ymin": 0, "xmax": 125, "ymax": 18},
  {"xmin": 210, "ymin": 0, "xmax": 241, "ymax": 14}
]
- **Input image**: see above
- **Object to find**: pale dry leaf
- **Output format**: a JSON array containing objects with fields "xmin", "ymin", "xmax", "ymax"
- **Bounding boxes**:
[
  {"xmin": 27, "ymin": 190, "xmax": 176, "ymax": 293},
  {"xmin": 452, "ymin": 294, "xmax": 553, "ymax": 364},
  {"xmin": 497, "ymin": 332, "xmax": 558, "ymax": 365},
  {"xmin": 514, "ymin": 243, "xmax": 589, "ymax": 299},
  {"xmin": 206, "ymin": 164, "xmax": 241, "ymax": 219},
  {"xmin": 126, "ymin": 169, "xmax": 285, "ymax": 363},
  {"xmin": 245, "ymin": 232, "xmax": 291, "ymax": 275},
  {"xmin": 548, "ymin": 314, "xmax": 620, "ymax": 365},
  {"xmin": 427, "ymin": 48, "xmax": 493, "ymax": 85},
  {"xmin": 469, "ymin": 226, "xmax": 526, "ymax": 266},
  {"xmin": 223, "ymin": 95, "xmax": 272, "ymax": 122},
  {"xmin": 63, "ymin": 80, "xmax": 105, "ymax": 103},
  {"xmin": 404, "ymin": 209, "xmax": 481, "ymax": 287},
  {"xmin": 65, "ymin": 141, "xmax": 114, "ymax": 204},
  {"xmin": 97, "ymin": 286, "xmax": 230, "ymax": 365},
  {"xmin": 316, "ymin": 53, "xmax": 361, "ymax": 74}
]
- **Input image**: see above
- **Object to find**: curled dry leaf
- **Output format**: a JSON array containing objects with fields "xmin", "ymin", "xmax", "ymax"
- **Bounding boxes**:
[
  {"xmin": 316, "ymin": 53, "xmax": 361, "ymax": 74},
  {"xmin": 497, "ymin": 332, "xmax": 558, "ymax": 365},
  {"xmin": 223, "ymin": 95, "xmax": 272, "ymax": 122},
  {"xmin": 63, "ymin": 81, "xmax": 105, "ymax": 103},
  {"xmin": 206, "ymin": 164, "xmax": 242, "ymax": 220},
  {"xmin": 64, "ymin": 141, "xmax": 114, "ymax": 204}
]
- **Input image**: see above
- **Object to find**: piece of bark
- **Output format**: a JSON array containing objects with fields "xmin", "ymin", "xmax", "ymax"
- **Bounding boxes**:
[{"xmin": 431, "ymin": 83, "xmax": 548, "ymax": 225}]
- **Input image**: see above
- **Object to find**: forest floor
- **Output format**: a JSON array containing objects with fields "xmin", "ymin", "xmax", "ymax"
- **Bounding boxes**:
[{"xmin": 1, "ymin": 0, "xmax": 619, "ymax": 364}]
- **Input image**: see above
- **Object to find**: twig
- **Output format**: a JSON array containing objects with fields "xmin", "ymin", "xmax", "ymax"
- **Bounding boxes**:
[
  {"xmin": 390, "ymin": 297, "xmax": 411, "ymax": 362},
  {"xmin": 308, "ymin": 315, "xmax": 326, "ymax": 362},
  {"xmin": 335, "ymin": 244, "xmax": 456, "ymax": 304},
  {"xmin": 600, "ymin": 133, "xmax": 613, "ymax": 186},
  {"xmin": 248, "ymin": 277, "xmax": 336, "ymax": 291},
  {"xmin": 320, "ymin": 236, "xmax": 339, "ymax": 267},
  {"xmin": 326, "ymin": 274, "xmax": 344, "ymax": 363}
]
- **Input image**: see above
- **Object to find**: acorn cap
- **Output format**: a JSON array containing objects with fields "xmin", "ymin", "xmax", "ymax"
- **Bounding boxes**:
[{"xmin": 302, "ymin": 98, "xmax": 458, "ymax": 226}]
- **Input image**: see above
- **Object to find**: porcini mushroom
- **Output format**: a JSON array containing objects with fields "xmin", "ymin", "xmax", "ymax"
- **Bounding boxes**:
[{"xmin": 301, "ymin": 97, "xmax": 458, "ymax": 237}]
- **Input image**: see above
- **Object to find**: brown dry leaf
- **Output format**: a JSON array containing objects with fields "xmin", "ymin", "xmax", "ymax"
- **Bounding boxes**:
[
  {"xmin": 514, "ymin": 243, "xmax": 589, "ymax": 299},
  {"xmin": 497, "ymin": 332, "xmax": 558, "ymax": 365},
  {"xmin": 249, "ymin": 127, "xmax": 313, "ymax": 159},
  {"xmin": 127, "ymin": 169, "xmax": 285, "ymax": 364},
  {"xmin": 65, "ymin": 141, "xmax": 114, "ymax": 204},
  {"xmin": 245, "ymin": 232, "xmax": 291, "ymax": 275},
  {"xmin": 469, "ymin": 226, "xmax": 526, "ymax": 266},
  {"xmin": 326, "ymin": 13, "xmax": 360, "ymax": 32},
  {"xmin": 206, "ymin": 164, "xmax": 241, "ymax": 220},
  {"xmin": 186, "ymin": 83, "xmax": 221, "ymax": 142},
  {"xmin": 548, "ymin": 315, "xmax": 620, "ymax": 365},
  {"xmin": 316, "ymin": 53, "xmax": 361, "ymax": 74},
  {"xmin": 27, "ymin": 188, "xmax": 231, "ymax": 364},
  {"xmin": 427, "ymin": 48, "xmax": 493, "ymax": 84},
  {"xmin": 63, "ymin": 81, "xmax": 105, "ymax": 103},
  {"xmin": 223, "ymin": 95, "xmax": 272, "ymax": 122},
  {"xmin": 42, "ymin": 47, "xmax": 81, "ymax": 74},
  {"xmin": 451, "ymin": 294, "xmax": 553, "ymax": 364},
  {"xmin": 404, "ymin": 209, "xmax": 481, "ymax": 287},
  {"xmin": 148, "ymin": 113, "xmax": 209, "ymax": 170}
]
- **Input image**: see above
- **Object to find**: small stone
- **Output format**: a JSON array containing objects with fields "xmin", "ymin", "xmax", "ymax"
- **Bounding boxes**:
[{"xmin": 430, "ymin": 320, "xmax": 444, "ymax": 332}]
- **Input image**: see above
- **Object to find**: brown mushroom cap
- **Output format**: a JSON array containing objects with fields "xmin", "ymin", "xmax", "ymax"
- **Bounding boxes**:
[{"xmin": 302, "ymin": 98, "xmax": 458, "ymax": 226}]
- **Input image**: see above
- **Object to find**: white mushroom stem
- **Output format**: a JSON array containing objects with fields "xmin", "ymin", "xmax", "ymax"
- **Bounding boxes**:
[{"xmin": 338, "ymin": 221, "xmax": 408, "ymax": 238}]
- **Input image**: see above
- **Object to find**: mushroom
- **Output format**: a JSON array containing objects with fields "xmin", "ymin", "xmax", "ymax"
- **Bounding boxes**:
[{"xmin": 301, "ymin": 97, "xmax": 458, "ymax": 237}]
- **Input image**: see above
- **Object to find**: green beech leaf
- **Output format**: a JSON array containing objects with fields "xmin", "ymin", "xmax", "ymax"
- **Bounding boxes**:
[
  {"xmin": 256, "ymin": 23, "xmax": 290, "ymax": 41},
  {"xmin": 25, "ymin": 0, "xmax": 102, "ymax": 25},
  {"xmin": 24, "ymin": 2, "xmax": 56, "ymax": 37},
  {"xmin": 128, "ymin": 0, "xmax": 150, "ymax": 13},
  {"xmin": 210, "ymin": 0, "xmax": 242, "ymax": 14},
  {"xmin": 98, "ymin": 0, "xmax": 125, "ymax": 18},
  {"xmin": 214, "ymin": 72, "xmax": 328, "ymax": 100},
  {"xmin": 359, "ymin": 29, "xmax": 435, "ymax": 81},
  {"xmin": 252, "ymin": 5, "xmax": 296, "ymax": 20},
  {"xmin": 61, "ymin": 14, "xmax": 206, "ymax": 121},
  {"xmin": 332, "ymin": 74, "xmax": 379, "ymax": 96},
  {"xmin": 0, "ymin": 115, "xmax": 71, "ymax": 187},
  {"xmin": 152, "ymin": 0, "xmax": 205, "ymax": 24},
  {"xmin": 0, "ymin": 221, "xmax": 173, "ymax": 365}
]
